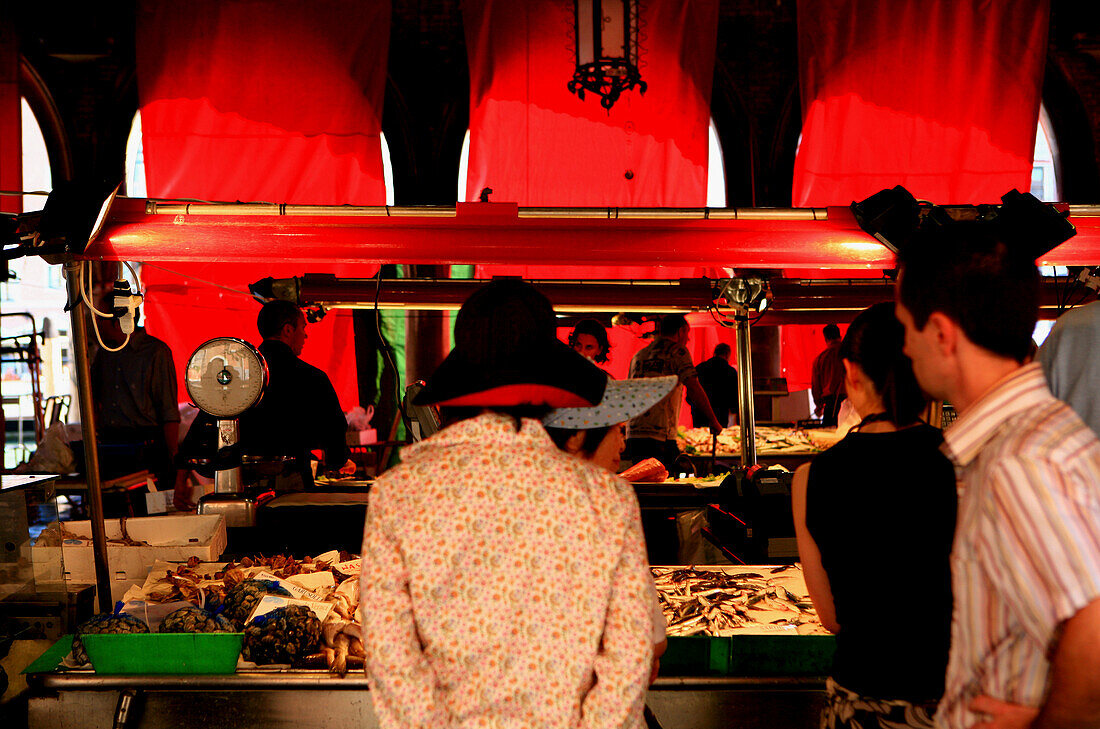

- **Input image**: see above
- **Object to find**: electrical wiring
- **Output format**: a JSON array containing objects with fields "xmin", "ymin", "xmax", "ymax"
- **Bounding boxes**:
[
  {"xmin": 78, "ymin": 260, "xmax": 145, "ymax": 353},
  {"xmin": 708, "ymin": 304, "xmax": 736, "ymax": 328}
]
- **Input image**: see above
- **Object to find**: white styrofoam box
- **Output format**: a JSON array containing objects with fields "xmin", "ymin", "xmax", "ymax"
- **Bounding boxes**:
[{"xmin": 31, "ymin": 514, "xmax": 227, "ymax": 601}]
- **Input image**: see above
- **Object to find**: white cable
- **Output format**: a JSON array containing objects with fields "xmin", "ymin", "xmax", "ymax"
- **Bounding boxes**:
[
  {"xmin": 89, "ymin": 309, "xmax": 131, "ymax": 352},
  {"xmin": 79, "ymin": 261, "xmax": 131, "ymax": 352},
  {"xmin": 123, "ymin": 260, "xmax": 143, "ymax": 295},
  {"xmin": 80, "ymin": 260, "xmax": 113, "ymax": 318}
]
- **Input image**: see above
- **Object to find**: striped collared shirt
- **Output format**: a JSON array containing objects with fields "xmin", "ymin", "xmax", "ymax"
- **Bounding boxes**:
[{"xmin": 937, "ymin": 363, "xmax": 1100, "ymax": 729}]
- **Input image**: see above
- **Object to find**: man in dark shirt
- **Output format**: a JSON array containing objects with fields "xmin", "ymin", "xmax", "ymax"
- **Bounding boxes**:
[
  {"xmin": 91, "ymin": 310, "xmax": 180, "ymax": 491},
  {"xmin": 811, "ymin": 324, "xmax": 846, "ymax": 426},
  {"xmin": 692, "ymin": 343, "xmax": 739, "ymax": 428},
  {"xmin": 174, "ymin": 302, "xmax": 353, "ymax": 509},
  {"xmin": 241, "ymin": 301, "xmax": 354, "ymax": 489}
]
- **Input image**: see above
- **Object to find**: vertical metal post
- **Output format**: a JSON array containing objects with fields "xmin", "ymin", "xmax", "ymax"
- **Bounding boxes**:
[
  {"xmin": 734, "ymin": 311, "xmax": 757, "ymax": 469},
  {"xmin": 63, "ymin": 261, "xmax": 113, "ymax": 613}
]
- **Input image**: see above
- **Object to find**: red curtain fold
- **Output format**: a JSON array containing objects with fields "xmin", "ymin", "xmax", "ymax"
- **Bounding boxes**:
[
  {"xmin": 0, "ymin": 18, "xmax": 20, "ymax": 217},
  {"xmin": 464, "ymin": 0, "xmax": 720, "ymax": 427},
  {"xmin": 785, "ymin": 0, "xmax": 1049, "ymax": 393},
  {"xmin": 792, "ymin": 0, "xmax": 1048, "ymax": 207},
  {"xmin": 135, "ymin": 1, "xmax": 390, "ymax": 409},
  {"xmin": 464, "ymin": 0, "xmax": 718, "ymax": 282}
]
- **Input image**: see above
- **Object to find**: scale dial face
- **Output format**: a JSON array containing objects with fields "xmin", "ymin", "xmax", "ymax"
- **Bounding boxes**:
[{"xmin": 185, "ymin": 337, "xmax": 268, "ymax": 418}]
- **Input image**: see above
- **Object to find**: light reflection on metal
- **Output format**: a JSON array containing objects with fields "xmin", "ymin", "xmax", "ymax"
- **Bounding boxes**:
[{"xmin": 568, "ymin": 0, "xmax": 645, "ymax": 110}]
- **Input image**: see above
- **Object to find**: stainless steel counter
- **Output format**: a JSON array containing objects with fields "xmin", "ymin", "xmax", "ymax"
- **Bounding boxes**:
[{"xmin": 27, "ymin": 670, "xmax": 825, "ymax": 729}]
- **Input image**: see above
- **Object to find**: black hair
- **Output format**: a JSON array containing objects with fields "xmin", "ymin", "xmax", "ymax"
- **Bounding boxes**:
[
  {"xmin": 568, "ymin": 318, "xmax": 611, "ymax": 363},
  {"xmin": 839, "ymin": 302, "xmax": 927, "ymax": 426},
  {"xmin": 257, "ymin": 300, "xmax": 303, "ymax": 340},
  {"xmin": 660, "ymin": 314, "xmax": 689, "ymax": 337},
  {"xmin": 438, "ymin": 405, "xmax": 554, "ymax": 431},
  {"xmin": 713, "ymin": 343, "xmax": 731, "ymax": 358},
  {"xmin": 545, "ymin": 424, "xmax": 613, "ymax": 456},
  {"xmin": 823, "ymin": 324, "xmax": 841, "ymax": 341},
  {"xmin": 897, "ymin": 221, "xmax": 1038, "ymax": 363}
]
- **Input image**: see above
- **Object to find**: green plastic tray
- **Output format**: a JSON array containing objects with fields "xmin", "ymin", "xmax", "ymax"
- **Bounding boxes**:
[
  {"xmin": 81, "ymin": 633, "xmax": 244, "ymax": 675},
  {"xmin": 663, "ymin": 634, "xmax": 836, "ymax": 677}
]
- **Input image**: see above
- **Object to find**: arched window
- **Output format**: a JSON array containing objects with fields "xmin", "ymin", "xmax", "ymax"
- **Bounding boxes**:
[
  {"xmin": 124, "ymin": 111, "xmax": 396, "ymax": 205},
  {"xmin": 21, "ymin": 98, "xmax": 51, "ymax": 212},
  {"xmin": 456, "ymin": 119, "xmax": 728, "ymax": 206},
  {"xmin": 3, "ymin": 97, "xmax": 62, "ymax": 465},
  {"xmin": 1031, "ymin": 105, "xmax": 1060, "ymax": 202}
]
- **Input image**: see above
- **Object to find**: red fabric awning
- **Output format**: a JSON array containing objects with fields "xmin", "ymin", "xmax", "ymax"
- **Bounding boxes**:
[
  {"xmin": 784, "ymin": 0, "xmax": 1050, "ymax": 391},
  {"xmin": 134, "ymin": 1, "xmax": 391, "ymax": 408}
]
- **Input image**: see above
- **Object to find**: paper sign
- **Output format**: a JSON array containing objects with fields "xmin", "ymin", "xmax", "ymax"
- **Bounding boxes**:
[
  {"xmin": 284, "ymin": 571, "xmax": 335, "ymax": 594},
  {"xmin": 246, "ymin": 595, "xmax": 334, "ymax": 624},
  {"xmin": 333, "ymin": 559, "xmax": 362, "ymax": 576},
  {"xmin": 254, "ymin": 571, "xmax": 324, "ymax": 602}
]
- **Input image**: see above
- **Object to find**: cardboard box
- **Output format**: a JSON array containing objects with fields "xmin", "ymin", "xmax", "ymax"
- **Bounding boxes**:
[{"xmin": 31, "ymin": 514, "xmax": 227, "ymax": 602}]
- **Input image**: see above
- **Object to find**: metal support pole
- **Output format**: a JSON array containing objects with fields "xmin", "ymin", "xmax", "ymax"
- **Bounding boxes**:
[
  {"xmin": 63, "ymin": 261, "xmax": 113, "ymax": 613},
  {"xmin": 734, "ymin": 311, "xmax": 757, "ymax": 469}
]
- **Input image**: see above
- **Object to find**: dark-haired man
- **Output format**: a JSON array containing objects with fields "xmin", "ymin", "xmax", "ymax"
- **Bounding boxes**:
[
  {"xmin": 91, "ymin": 309, "xmax": 179, "ymax": 493},
  {"xmin": 625, "ymin": 314, "xmax": 722, "ymax": 470},
  {"xmin": 174, "ymin": 302, "xmax": 353, "ymax": 508},
  {"xmin": 692, "ymin": 343, "xmax": 739, "ymax": 428},
  {"xmin": 811, "ymin": 323, "xmax": 845, "ymax": 426},
  {"xmin": 243, "ymin": 301, "xmax": 355, "ymax": 488},
  {"xmin": 896, "ymin": 222, "xmax": 1100, "ymax": 729}
]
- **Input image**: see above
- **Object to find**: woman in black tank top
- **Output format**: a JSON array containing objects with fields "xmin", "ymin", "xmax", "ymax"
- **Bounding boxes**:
[{"xmin": 792, "ymin": 303, "xmax": 957, "ymax": 729}]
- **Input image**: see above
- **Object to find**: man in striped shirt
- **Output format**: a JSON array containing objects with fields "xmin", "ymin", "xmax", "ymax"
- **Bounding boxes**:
[{"xmin": 896, "ymin": 222, "xmax": 1100, "ymax": 729}]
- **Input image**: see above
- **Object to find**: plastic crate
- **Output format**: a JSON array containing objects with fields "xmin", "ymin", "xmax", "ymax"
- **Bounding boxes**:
[
  {"xmin": 81, "ymin": 632, "xmax": 243, "ymax": 674},
  {"xmin": 662, "ymin": 634, "xmax": 836, "ymax": 676}
]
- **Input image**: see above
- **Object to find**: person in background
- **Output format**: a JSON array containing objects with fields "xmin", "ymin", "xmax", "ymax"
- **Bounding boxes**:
[
  {"xmin": 361, "ymin": 279, "xmax": 654, "ymax": 729},
  {"xmin": 242, "ymin": 301, "xmax": 355, "ymax": 488},
  {"xmin": 793, "ymin": 303, "xmax": 956, "ymax": 729},
  {"xmin": 625, "ymin": 314, "xmax": 722, "ymax": 470},
  {"xmin": 543, "ymin": 373, "xmax": 678, "ymax": 688},
  {"xmin": 812, "ymin": 323, "xmax": 846, "ymax": 426},
  {"xmin": 1037, "ymin": 300, "xmax": 1100, "ymax": 438},
  {"xmin": 692, "ymin": 342, "xmax": 739, "ymax": 428},
  {"xmin": 90, "ymin": 308, "xmax": 180, "ymax": 494},
  {"xmin": 568, "ymin": 317, "xmax": 611, "ymax": 365},
  {"xmin": 896, "ymin": 222, "xmax": 1100, "ymax": 729}
]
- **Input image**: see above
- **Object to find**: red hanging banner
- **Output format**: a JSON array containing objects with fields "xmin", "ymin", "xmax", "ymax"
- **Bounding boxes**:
[
  {"xmin": 785, "ymin": 0, "xmax": 1049, "ymax": 392},
  {"xmin": 135, "ymin": 0, "xmax": 390, "ymax": 408},
  {"xmin": 792, "ymin": 0, "xmax": 1048, "ymax": 207},
  {"xmin": 464, "ymin": 0, "xmax": 719, "ymax": 280}
]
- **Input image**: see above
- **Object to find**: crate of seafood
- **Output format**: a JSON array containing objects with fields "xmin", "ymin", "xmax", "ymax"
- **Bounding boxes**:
[
  {"xmin": 31, "ymin": 514, "xmax": 227, "ymax": 600},
  {"xmin": 654, "ymin": 564, "xmax": 836, "ymax": 676},
  {"xmin": 82, "ymin": 633, "xmax": 244, "ymax": 675}
]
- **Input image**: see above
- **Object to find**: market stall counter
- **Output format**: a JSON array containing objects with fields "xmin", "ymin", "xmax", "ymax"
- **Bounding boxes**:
[{"xmin": 22, "ymin": 563, "xmax": 832, "ymax": 729}]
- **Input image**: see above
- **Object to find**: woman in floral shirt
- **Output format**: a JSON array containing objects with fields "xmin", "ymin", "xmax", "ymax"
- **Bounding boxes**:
[{"xmin": 361, "ymin": 280, "xmax": 656, "ymax": 729}]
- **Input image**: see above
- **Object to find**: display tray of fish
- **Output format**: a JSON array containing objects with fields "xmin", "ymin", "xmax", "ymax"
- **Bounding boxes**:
[
  {"xmin": 677, "ymin": 426, "xmax": 840, "ymax": 457},
  {"xmin": 652, "ymin": 564, "xmax": 831, "ymax": 637}
]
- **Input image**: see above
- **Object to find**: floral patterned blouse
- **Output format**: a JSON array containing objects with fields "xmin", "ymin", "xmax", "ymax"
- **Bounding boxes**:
[{"xmin": 361, "ymin": 413, "xmax": 655, "ymax": 729}]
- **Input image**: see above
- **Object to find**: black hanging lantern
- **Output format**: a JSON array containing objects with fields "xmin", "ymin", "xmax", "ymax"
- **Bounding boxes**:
[{"xmin": 568, "ymin": 0, "xmax": 646, "ymax": 111}]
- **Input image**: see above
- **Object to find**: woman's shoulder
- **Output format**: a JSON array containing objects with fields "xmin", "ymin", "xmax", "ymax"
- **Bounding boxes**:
[{"xmin": 809, "ymin": 423, "xmax": 950, "ymax": 476}]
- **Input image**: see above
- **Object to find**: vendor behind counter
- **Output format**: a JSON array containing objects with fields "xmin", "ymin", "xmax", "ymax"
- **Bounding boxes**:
[
  {"xmin": 88, "ymin": 309, "xmax": 180, "ymax": 499},
  {"xmin": 175, "ymin": 301, "xmax": 354, "ymax": 508}
]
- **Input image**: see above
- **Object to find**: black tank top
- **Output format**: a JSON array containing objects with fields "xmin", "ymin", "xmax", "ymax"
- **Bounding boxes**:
[{"xmin": 806, "ymin": 423, "xmax": 957, "ymax": 701}]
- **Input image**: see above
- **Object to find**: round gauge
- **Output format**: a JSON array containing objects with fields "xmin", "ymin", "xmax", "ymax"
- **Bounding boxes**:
[{"xmin": 185, "ymin": 337, "xmax": 268, "ymax": 418}]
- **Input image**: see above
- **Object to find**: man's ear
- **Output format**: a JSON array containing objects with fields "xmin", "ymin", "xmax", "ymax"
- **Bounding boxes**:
[{"xmin": 926, "ymin": 311, "xmax": 959, "ymax": 357}]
